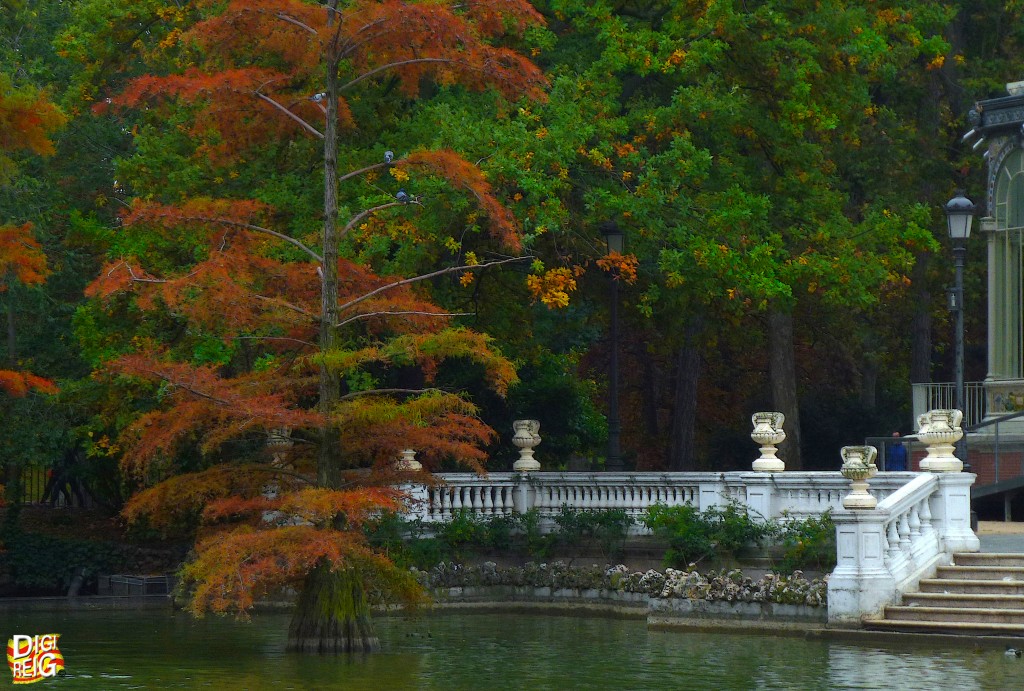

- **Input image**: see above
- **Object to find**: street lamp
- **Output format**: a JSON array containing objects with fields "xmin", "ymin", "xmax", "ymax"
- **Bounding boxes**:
[
  {"xmin": 601, "ymin": 221, "xmax": 625, "ymax": 472},
  {"xmin": 945, "ymin": 191, "xmax": 975, "ymax": 430}
]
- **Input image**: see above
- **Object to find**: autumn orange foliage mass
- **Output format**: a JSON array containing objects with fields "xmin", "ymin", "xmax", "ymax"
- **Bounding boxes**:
[{"xmin": 89, "ymin": 0, "xmax": 546, "ymax": 617}]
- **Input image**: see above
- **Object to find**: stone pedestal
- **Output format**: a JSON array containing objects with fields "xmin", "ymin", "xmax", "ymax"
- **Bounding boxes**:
[
  {"xmin": 828, "ymin": 509, "xmax": 897, "ymax": 625},
  {"xmin": 396, "ymin": 448, "xmax": 422, "ymax": 471}
]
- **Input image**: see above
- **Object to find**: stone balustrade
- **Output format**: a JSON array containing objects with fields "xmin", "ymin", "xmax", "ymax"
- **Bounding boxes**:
[
  {"xmin": 827, "ymin": 409, "xmax": 980, "ymax": 625},
  {"xmin": 399, "ymin": 408, "xmax": 979, "ymax": 626},
  {"xmin": 406, "ymin": 471, "xmax": 918, "ymax": 534}
]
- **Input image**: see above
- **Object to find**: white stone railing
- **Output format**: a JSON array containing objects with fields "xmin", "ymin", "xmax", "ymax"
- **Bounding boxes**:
[
  {"xmin": 399, "ymin": 409, "xmax": 980, "ymax": 627},
  {"xmin": 827, "ymin": 410, "xmax": 980, "ymax": 625},
  {"xmin": 405, "ymin": 471, "xmax": 919, "ymax": 534}
]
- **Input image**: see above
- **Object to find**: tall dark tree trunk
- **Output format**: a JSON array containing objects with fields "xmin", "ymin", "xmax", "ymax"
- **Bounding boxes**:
[
  {"xmin": 287, "ymin": 562, "xmax": 379, "ymax": 653},
  {"xmin": 668, "ymin": 319, "xmax": 702, "ymax": 471},
  {"xmin": 288, "ymin": 2, "xmax": 378, "ymax": 654},
  {"xmin": 5, "ymin": 288, "xmax": 15, "ymax": 365},
  {"xmin": 910, "ymin": 252, "xmax": 932, "ymax": 384},
  {"xmin": 768, "ymin": 308, "xmax": 802, "ymax": 470}
]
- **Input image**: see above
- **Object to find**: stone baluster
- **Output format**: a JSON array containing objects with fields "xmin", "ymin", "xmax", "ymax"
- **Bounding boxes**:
[
  {"xmin": 452, "ymin": 487, "xmax": 463, "ymax": 512},
  {"xmin": 840, "ymin": 446, "xmax": 878, "ymax": 509},
  {"xmin": 481, "ymin": 486, "xmax": 493, "ymax": 514},
  {"xmin": 898, "ymin": 512, "xmax": 912, "ymax": 555},
  {"xmin": 919, "ymin": 497, "xmax": 934, "ymax": 537},
  {"xmin": 512, "ymin": 419, "xmax": 542, "ymax": 472},
  {"xmin": 751, "ymin": 411, "xmax": 786, "ymax": 472},
  {"xmin": 885, "ymin": 521, "xmax": 901, "ymax": 566},
  {"xmin": 438, "ymin": 488, "xmax": 450, "ymax": 520}
]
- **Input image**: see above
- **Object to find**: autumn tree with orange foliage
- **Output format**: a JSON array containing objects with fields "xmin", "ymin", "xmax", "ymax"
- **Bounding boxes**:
[
  {"xmin": 0, "ymin": 68, "xmax": 65, "ymax": 502},
  {"xmin": 75, "ymin": 0, "xmax": 545, "ymax": 652}
]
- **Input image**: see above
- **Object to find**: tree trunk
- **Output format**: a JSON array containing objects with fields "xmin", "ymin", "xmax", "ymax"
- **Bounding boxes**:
[
  {"xmin": 910, "ymin": 252, "xmax": 932, "ymax": 384},
  {"xmin": 287, "ymin": 562, "xmax": 380, "ymax": 653},
  {"xmin": 5, "ymin": 288, "xmax": 15, "ymax": 365},
  {"xmin": 287, "ymin": 2, "xmax": 378, "ymax": 654},
  {"xmin": 768, "ymin": 309, "xmax": 802, "ymax": 470},
  {"xmin": 668, "ymin": 319, "xmax": 702, "ymax": 471}
]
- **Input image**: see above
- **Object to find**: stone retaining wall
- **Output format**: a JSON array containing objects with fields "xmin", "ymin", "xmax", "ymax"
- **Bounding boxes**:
[{"xmin": 432, "ymin": 585, "xmax": 827, "ymax": 626}]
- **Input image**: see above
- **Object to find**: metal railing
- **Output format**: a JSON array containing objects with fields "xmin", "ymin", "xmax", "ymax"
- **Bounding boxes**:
[
  {"xmin": 911, "ymin": 381, "xmax": 986, "ymax": 428},
  {"xmin": 964, "ymin": 408, "xmax": 1024, "ymax": 484}
]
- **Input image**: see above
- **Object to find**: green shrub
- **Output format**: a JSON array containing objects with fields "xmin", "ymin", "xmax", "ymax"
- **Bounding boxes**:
[
  {"xmin": 2, "ymin": 532, "xmax": 125, "ymax": 593},
  {"xmin": 775, "ymin": 512, "xmax": 836, "ymax": 572},
  {"xmin": 642, "ymin": 503, "xmax": 774, "ymax": 568},
  {"xmin": 519, "ymin": 508, "xmax": 551, "ymax": 559},
  {"xmin": 552, "ymin": 507, "xmax": 632, "ymax": 561}
]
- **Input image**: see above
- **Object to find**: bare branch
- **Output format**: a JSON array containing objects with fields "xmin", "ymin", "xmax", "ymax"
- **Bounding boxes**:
[
  {"xmin": 252, "ymin": 294, "xmax": 315, "ymax": 319},
  {"xmin": 340, "ymin": 387, "xmax": 447, "ymax": 401},
  {"xmin": 341, "ymin": 200, "xmax": 419, "ymax": 238},
  {"xmin": 338, "ymin": 161, "xmax": 390, "ymax": 185},
  {"xmin": 338, "ymin": 256, "xmax": 530, "ymax": 313},
  {"xmin": 273, "ymin": 11, "xmax": 319, "ymax": 36},
  {"xmin": 234, "ymin": 335, "xmax": 318, "ymax": 348},
  {"xmin": 337, "ymin": 310, "xmax": 473, "ymax": 327},
  {"xmin": 252, "ymin": 92, "xmax": 324, "ymax": 139},
  {"xmin": 339, "ymin": 58, "xmax": 456, "ymax": 92},
  {"xmin": 178, "ymin": 215, "xmax": 323, "ymax": 263}
]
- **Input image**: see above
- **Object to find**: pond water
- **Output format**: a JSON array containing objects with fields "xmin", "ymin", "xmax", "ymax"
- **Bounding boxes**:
[{"xmin": 2, "ymin": 608, "xmax": 1021, "ymax": 690}]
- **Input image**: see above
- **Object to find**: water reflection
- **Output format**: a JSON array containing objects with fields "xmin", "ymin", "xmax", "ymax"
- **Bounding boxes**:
[{"xmin": 1, "ymin": 609, "xmax": 1020, "ymax": 690}]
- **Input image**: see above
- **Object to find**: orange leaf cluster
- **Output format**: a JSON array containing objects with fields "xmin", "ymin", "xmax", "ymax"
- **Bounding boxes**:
[
  {"xmin": 180, "ymin": 525, "xmax": 376, "ymax": 615},
  {"xmin": 596, "ymin": 251, "xmax": 640, "ymax": 283},
  {"xmin": 0, "ymin": 74, "xmax": 66, "ymax": 161},
  {"xmin": 404, "ymin": 150, "xmax": 520, "ymax": 249},
  {"xmin": 0, "ymin": 223, "xmax": 49, "ymax": 290},
  {"xmin": 0, "ymin": 370, "xmax": 58, "ymax": 397},
  {"xmin": 114, "ymin": 355, "xmax": 323, "ymax": 476}
]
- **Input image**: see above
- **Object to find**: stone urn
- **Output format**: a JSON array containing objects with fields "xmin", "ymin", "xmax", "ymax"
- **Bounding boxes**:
[
  {"xmin": 917, "ymin": 409, "xmax": 964, "ymax": 472},
  {"xmin": 751, "ymin": 411, "xmax": 786, "ymax": 472},
  {"xmin": 840, "ymin": 445, "xmax": 879, "ymax": 509},
  {"xmin": 396, "ymin": 448, "xmax": 422, "ymax": 471},
  {"xmin": 512, "ymin": 419, "xmax": 541, "ymax": 472}
]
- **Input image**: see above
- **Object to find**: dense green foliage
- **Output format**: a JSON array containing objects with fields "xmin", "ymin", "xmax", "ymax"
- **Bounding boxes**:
[
  {"xmin": 0, "ymin": 0, "xmax": 1021, "ymax": 508},
  {"xmin": 367, "ymin": 505, "xmax": 834, "ymax": 572}
]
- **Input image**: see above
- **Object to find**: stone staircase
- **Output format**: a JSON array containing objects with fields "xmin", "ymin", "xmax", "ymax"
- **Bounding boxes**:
[{"xmin": 864, "ymin": 553, "xmax": 1024, "ymax": 634}]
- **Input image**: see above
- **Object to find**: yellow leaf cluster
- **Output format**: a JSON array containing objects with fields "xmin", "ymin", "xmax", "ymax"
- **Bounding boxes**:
[{"xmin": 526, "ymin": 267, "xmax": 577, "ymax": 309}]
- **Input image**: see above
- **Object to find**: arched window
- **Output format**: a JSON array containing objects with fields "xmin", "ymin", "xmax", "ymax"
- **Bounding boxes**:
[{"xmin": 993, "ymin": 146, "xmax": 1024, "ymax": 379}]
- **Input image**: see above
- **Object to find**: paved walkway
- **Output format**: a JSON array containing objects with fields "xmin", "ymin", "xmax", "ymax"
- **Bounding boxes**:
[{"xmin": 977, "ymin": 521, "xmax": 1024, "ymax": 552}]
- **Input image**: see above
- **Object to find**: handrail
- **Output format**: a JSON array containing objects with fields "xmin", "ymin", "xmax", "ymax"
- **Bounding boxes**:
[
  {"xmin": 875, "ymin": 473, "xmax": 937, "ymax": 513},
  {"xmin": 964, "ymin": 408, "xmax": 1024, "ymax": 433}
]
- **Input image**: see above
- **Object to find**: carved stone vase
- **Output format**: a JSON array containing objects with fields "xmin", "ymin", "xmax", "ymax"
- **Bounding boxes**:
[
  {"xmin": 512, "ymin": 419, "xmax": 542, "ymax": 472},
  {"xmin": 840, "ymin": 445, "xmax": 879, "ymax": 509},
  {"xmin": 751, "ymin": 411, "xmax": 786, "ymax": 472},
  {"xmin": 917, "ymin": 409, "xmax": 964, "ymax": 473}
]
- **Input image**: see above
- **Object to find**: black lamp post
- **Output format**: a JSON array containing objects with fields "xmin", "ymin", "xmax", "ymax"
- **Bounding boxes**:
[
  {"xmin": 945, "ymin": 191, "xmax": 975, "ymax": 429},
  {"xmin": 601, "ymin": 221, "xmax": 625, "ymax": 472}
]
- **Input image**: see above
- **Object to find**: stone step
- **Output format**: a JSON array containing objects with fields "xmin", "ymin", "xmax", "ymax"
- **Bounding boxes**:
[
  {"xmin": 935, "ymin": 565, "xmax": 1024, "ymax": 581},
  {"xmin": 953, "ymin": 553, "xmax": 1024, "ymax": 568},
  {"xmin": 918, "ymin": 578, "xmax": 1024, "ymax": 595},
  {"xmin": 902, "ymin": 592, "xmax": 1024, "ymax": 609},
  {"xmin": 863, "ymin": 618, "xmax": 1024, "ymax": 635},
  {"xmin": 883, "ymin": 605, "xmax": 1024, "ymax": 625}
]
